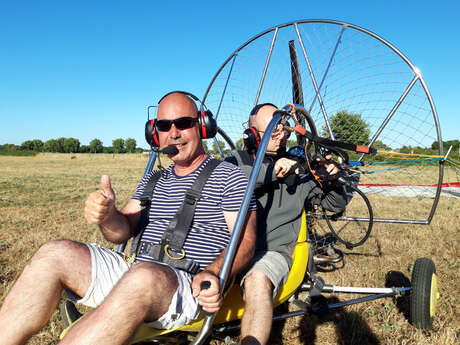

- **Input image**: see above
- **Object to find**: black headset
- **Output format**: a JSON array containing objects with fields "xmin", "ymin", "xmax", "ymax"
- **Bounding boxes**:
[
  {"xmin": 145, "ymin": 91, "xmax": 217, "ymax": 148},
  {"xmin": 243, "ymin": 103, "xmax": 278, "ymax": 152}
]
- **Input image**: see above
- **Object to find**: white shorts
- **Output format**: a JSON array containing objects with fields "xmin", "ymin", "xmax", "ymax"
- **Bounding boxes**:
[
  {"xmin": 71, "ymin": 243, "xmax": 200, "ymax": 329},
  {"xmin": 240, "ymin": 251, "xmax": 290, "ymax": 297}
]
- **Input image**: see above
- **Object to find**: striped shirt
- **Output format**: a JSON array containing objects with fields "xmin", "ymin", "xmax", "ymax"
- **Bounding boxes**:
[{"xmin": 132, "ymin": 156, "xmax": 256, "ymax": 269}]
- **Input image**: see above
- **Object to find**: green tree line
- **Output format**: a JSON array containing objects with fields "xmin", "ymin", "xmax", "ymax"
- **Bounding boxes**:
[
  {"xmin": 2, "ymin": 111, "xmax": 458, "ymax": 159},
  {"xmin": 1, "ymin": 137, "xmax": 144, "ymax": 155}
]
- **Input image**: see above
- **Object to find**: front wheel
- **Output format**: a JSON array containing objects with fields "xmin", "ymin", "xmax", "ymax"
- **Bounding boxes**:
[{"xmin": 410, "ymin": 258, "xmax": 440, "ymax": 329}]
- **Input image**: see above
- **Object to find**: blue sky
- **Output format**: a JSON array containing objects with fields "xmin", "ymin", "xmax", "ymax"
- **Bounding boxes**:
[{"xmin": 1, "ymin": 0, "xmax": 458, "ymax": 149}]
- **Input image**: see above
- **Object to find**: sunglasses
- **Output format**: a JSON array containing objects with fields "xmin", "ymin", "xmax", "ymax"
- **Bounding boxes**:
[{"xmin": 156, "ymin": 117, "xmax": 198, "ymax": 132}]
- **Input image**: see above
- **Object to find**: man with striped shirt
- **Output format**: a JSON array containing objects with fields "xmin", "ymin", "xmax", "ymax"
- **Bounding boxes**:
[{"xmin": 0, "ymin": 92, "xmax": 257, "ymax": 345}]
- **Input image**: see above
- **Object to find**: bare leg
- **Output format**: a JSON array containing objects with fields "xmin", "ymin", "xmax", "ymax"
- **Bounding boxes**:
[
  {"xmin": 0, "ymin": 240, "xmax": 92, "ymax": 345},
  {"xmin": 240, "ymin": 271, "xmax": 274, "ymax": 345},
  {"xmin": 59, "ymin": 261, "xmax": 178, "ymax": 345}
]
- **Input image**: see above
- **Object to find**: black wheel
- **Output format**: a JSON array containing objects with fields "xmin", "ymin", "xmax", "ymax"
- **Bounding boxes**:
[
  {"xmin": 323, "ymin": 184, "xmax": 373, "ymax": 249},
  {"xmin": 410, "ymin": 258, "xmax": 439, "ymax": 329}
]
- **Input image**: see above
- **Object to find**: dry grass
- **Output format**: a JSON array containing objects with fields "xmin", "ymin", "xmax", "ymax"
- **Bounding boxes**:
[{"xmin": 1, "ymin": 154, "xmax": 459, "ymax": 345}]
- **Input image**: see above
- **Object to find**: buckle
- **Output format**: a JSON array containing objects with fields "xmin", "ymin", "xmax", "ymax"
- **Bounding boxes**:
[
  {"xmin": 139, "ymin": 196, "xmax": 152, "ymax": 207},
  {"xmin": 164, "ymin": 244, "xmax": 186, "ymax": 260},
  {"xmin": 184, "ymin": 189, "xmax": 201, "ymax": 205},
  {"xmin": 138, "ymin": 241, "xmax": 153, "ymax": 256}
]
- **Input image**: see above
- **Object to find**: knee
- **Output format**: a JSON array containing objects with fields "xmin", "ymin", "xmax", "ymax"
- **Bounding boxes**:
[
  {"xmin": 244, "ymin": 271, "xmax": 273, "ymax": 298},
  {"xmin": 31, "ymin": 239, "xmax": 79, "ymax": 265},
  {"xmin": 125, "ymin": 262, "xmax": 178, "ymax": 298}
]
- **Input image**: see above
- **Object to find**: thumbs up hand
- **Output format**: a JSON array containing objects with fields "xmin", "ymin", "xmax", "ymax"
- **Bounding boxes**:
[{"xmin": 84, "ymin": 175, "xmax": 117, "ymax": 225}]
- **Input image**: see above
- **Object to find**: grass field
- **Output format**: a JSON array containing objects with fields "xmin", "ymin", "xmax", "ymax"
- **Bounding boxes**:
[{"xmin": 1, "ymin": 153, "xmax": 459, "ymax": 345}]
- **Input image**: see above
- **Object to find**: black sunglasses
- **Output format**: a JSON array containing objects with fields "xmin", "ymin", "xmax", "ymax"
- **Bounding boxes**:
[{"xmin": 156, "ymin": 117, "xmax": 198, "ymax": 132}]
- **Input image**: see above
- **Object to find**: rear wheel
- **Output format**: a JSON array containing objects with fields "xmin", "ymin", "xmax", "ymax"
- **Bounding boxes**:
[{"xmin": 410, "ymin": 258, "xmax": 439, "ymax": 329}]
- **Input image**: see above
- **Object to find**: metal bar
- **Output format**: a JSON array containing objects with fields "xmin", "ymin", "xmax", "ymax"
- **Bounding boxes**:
[
  {"xmin": 216, "ymin": 127, "xmax": 236, "ymax": 150},
  {"xmin": 324, "ymin": 292, "xmax": 403, "ymax": 310},
  {"xmin": 254, "ymin": 28, "xmax": 278, "ymax": 106},
  {"xmin": 428, "ymin": 159, "xmax": 444, "ymax": 224},
  {"xmin": 212, "ymin": 136, "xmax": 226, "ymax": 159},
  {"xmin": 417, "ymin": 75, "xmax": 444, "ymax": 224},
  {"xmin": 217, "ymin": 310, "xmax": 306, "ymax": 333},
  {"xmin": 308, "ymin": 25, "xmax": 346, "ymax": 116},
  {"xmin": 212, "ymin": 121, "xmax": 238, "ymax": 160},
  {"xmin": 443, "ymin": 145, "xmax": 453, "ymax": 160},
  {"xmin": 289, "ymin": 40, "xmax": 304, "ymax": 106},
  {"xmin": 358, "ymin": 75, "xmax": 419, "ymax": 162},
  {"xmin": 216, "ymin": 285, "xmax": 411, "ymax": 333},
  {"xmin": 143, "ymin": 150, "xmax": 158, "ymax": 177},
  {"xmin": 314, "ymin": 214, "xmax": 429, "ymax": 224},
  {"xmin": 116, "ymin": 150, "xmax": 158, "ymax": 253},
  {"xmin": 147, "ymin": 105, "xmax": 156, "ymax": 119},
  {"xmin": 301, "ymin": 283, "xmax": 409, "ymax": 295},
  {"xmin": 215, "ymin": 55, "xmax": 237, "ymax": 120},
  {"xmin": 191, "ymin": 114, "xmax": 282, "ymax": 345},
  {"xmin": 295, "ymin": 23, "xmax": 335, "ymax": 140}
]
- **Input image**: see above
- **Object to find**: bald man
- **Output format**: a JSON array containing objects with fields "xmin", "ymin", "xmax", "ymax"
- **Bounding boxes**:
[
  {"xmin": 225, "ymin": 103, "xmax": 347, "ymax": 345},
  {"xmin": 0, "ymin": 92, "xmax": 256, "ymax": 345}
]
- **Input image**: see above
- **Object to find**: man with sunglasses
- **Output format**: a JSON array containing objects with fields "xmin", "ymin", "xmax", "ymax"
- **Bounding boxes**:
[
  {"xmin": 0, "ymin": 92, "xmax": 256, "ymax": 345},
  {"xmin": 225, "ymin": 103, "xmax": 347, "ymax": 345}
]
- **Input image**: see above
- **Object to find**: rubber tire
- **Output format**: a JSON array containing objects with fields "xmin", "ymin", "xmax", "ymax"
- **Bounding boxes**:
[{"xmin": 410, "ymin": 258, "xmax": 438, "ymax": 330}]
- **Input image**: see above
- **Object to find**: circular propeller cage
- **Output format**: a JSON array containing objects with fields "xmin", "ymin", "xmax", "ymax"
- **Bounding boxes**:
[{"xmin": 202, "ymin": 19, "xmax": 444, "ymax": 226}]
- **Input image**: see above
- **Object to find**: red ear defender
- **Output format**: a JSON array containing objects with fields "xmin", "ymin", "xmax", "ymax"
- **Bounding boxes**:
[
  {"xmin": 145, "ymin": 119, "xmax": 160, "ymax": 148},
  {"xmin": 243, "ymin": 127, "xmax": 261, "ymax": 152},
  {"xmin": 198, "ymin": 109, "xmax": 217, "ymax": 139}
]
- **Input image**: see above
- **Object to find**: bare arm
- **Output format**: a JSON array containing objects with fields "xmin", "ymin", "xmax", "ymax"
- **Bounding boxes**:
[
  {"xmin": 206, "ymin": 209, "xmax": 256, "ymax": 277},
  {"xmin": 84, "ymin": 175, "xmax": 142, "ymax": 244}
]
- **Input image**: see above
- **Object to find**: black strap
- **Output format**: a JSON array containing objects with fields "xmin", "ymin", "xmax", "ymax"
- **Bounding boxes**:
[
  {"xmin": 130, "ymin": 158, "xmax": 221, "ymax": 259},
  {"xmin": 297, "ymin": 124, "xmax": 377, "ymax": 156},
  {"xmin": 137, "ymin": 241, "xmax": 202, "ymax": 274},
  {"xmin": 129, "ymin": 172, "xmax": 162, "ymax": 256},
  {"xmin": 236, "ymin": 150, "xmax": 254, "ymax": 166},
  {"xmin": 160, "ymin": 158, "xmax": 221, "ymax": 256}
]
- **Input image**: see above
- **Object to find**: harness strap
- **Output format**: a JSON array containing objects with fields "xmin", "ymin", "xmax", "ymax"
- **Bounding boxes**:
[
  {"xmin": 137, "ymin": 241, "xmax": 201, "ymax": 274},
  {"xmin": 160, "ymin": 158, "xmax": 221, "ymax": 257},
  {"xmin": 129, "ymin": 158, "xmax": 221, "ymax": 268},
  {"xmin": 129, "ymin": 172, "xmax": 162, "ymax": 256}
]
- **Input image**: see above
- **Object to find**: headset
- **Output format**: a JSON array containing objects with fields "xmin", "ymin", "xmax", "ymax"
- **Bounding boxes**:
[
  {"xmin": 145, "ymin": 91, "xmax": 217, "ymax": 148},
  {"xmin": 243, "ymin": 102, "xmax": 278, "ymax": 152}
]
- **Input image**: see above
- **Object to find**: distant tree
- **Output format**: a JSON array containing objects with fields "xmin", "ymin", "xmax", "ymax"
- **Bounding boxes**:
[
  {"xmin": 432, "ymin": 139, "xmax": 459, "ymax": 152},
  {"xmin": 56, "ymin": 138, "xmax": 66, "ymax": 153},
  {"xmin": 112, "ymin": 138, "xmax": 125, "ymax": 153},
  {"xmin": 31, "ymin": 139, "xmax": 44, "ymax": 152},
  {"xmin": 211, "ymin": 140, "xmax": 230, "ymax": 157},
  {"xmin": 44, "ymin": 139, "xmax": 59, "ymax": 152},
  {"xmin": 103, "ymin": 146, "xmax": 114, "ymax": 154},
  {"xmin": 323, "ymin": 110, "xmax": 370, "ymax": 146},
  {"xmin": 79, "ymin": 145, "xmax": 90, "ymax": 153},
  {"xmin": 235, "ymin": 138, "xmax": 244, "ymax": 150},
  {"xmin": 1, "ymin": 144, "xmax": 20, "ymax": 152},
  {"xmin": 202, "ymin": 141, "xmax": 211, "ymax": 154},
  {"xmin": 89, "ymin": 138, "xmax": 103, "ymax": 153},
  {"xmin": 20, "ymin": 140, "xmax": 34, "ymax": 151},
  {"xmin": 63, "ymin": 138, "xmax": 80, "ymax": 153},
  {"xmin": 373, "ymin": 140, "xmax": 391, "ymax": 151},
  {"xmin": 125, "ymin": 138, "xmax": 137, "ymax": 153}
]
